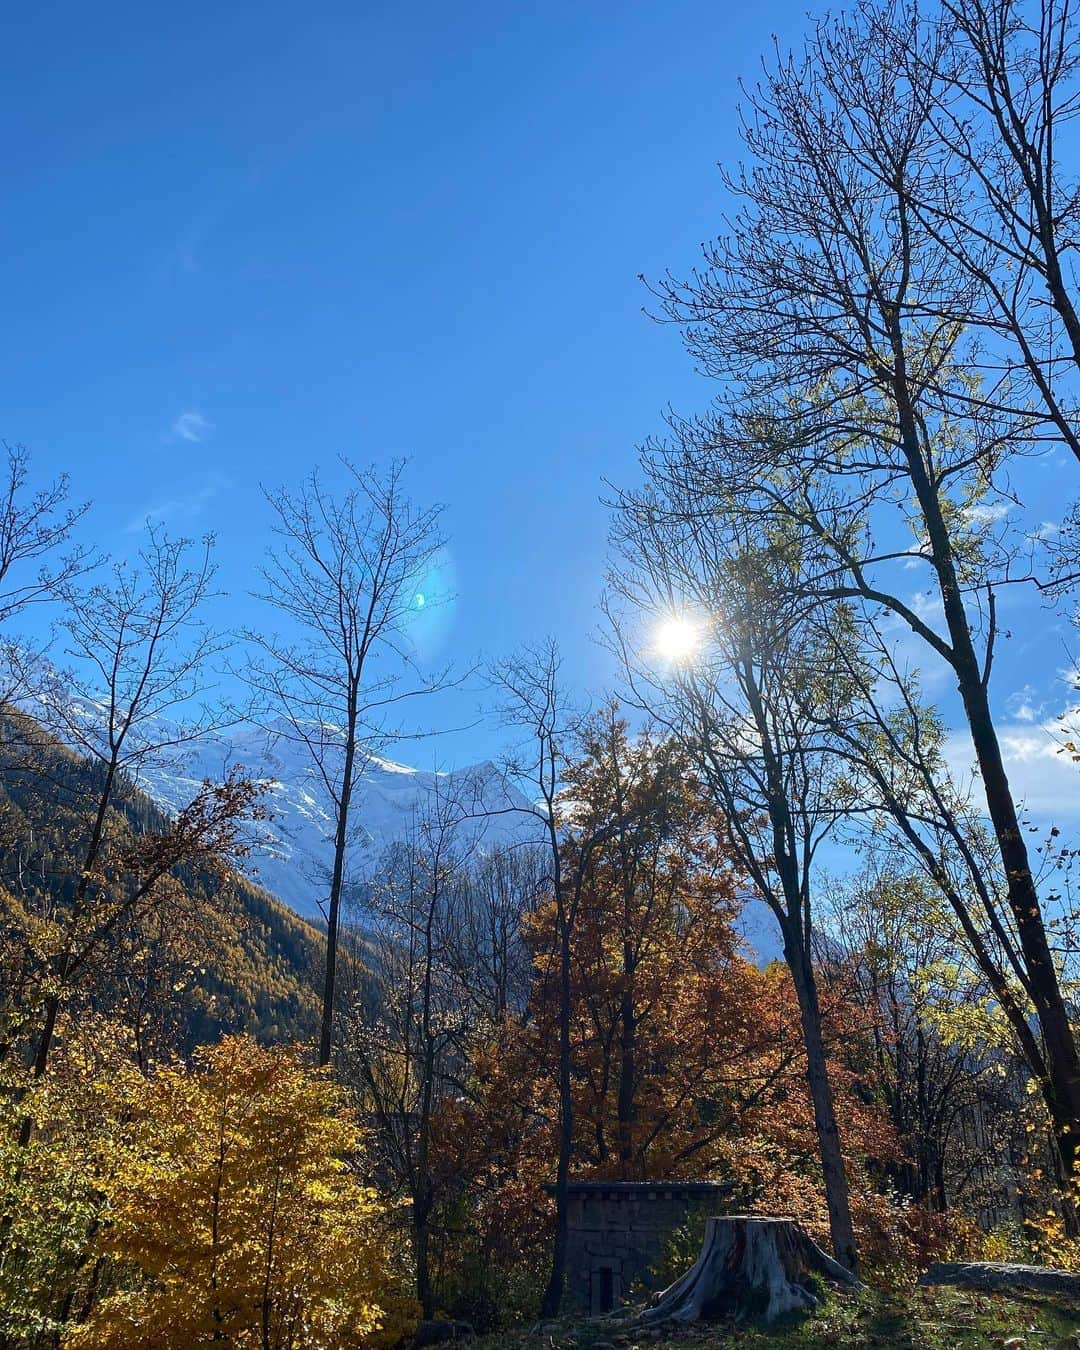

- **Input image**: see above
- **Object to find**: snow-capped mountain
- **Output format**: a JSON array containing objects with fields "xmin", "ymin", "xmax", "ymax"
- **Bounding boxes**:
[
  {"xmin": 131, "ymin": 722, "xmax": 539, "ymax": 921},
  {"xmin": 27, "ymin": 687, "xmax": 781, "ymax": 957},
  {"xmin": 130, "ymin": 721, "xmax": 782, "ymax": 958}
]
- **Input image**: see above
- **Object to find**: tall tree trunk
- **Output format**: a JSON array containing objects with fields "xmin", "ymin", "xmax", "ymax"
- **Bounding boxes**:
[
  {"xmin": 895, "ymin": 375, "xmax": 1080, "ymax": 1184},
  {"xmin": 616, "ymin": 977, "xmax": 637, "ymax": 1177},
  {"xmin": 17, "ymin": 757, "xmax": 120, "ymax": 1150},
  {"xmin": 786, "ymin": 936, "xmax": 859, "ymax": 1277},
  {"xmin": 414, "ymin": 895, "xmax": 438, "ymax": 1319},
  {"xmin": 541, "ymin": 916, "xmax": 573, "ymax": 1317},
  {"xmin": 318, "ymin": 703, "xmax": 357, "ymax": 1068},
  {"xmin": 956, "ymin": 664, "xmax": 1080, "ymax": 1181},
  {"xmin": 413, "ymin": 1188, "xmax": 434, "ymax": 1321},
  {"xmin": 740, "ymin": 653, "xmax": 860, "ymax": 1275}
]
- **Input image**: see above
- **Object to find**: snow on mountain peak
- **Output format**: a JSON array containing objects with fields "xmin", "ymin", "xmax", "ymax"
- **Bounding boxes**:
[{"xmin": 129, "ymin": 723, "xmax": 537, "ymax": 921}]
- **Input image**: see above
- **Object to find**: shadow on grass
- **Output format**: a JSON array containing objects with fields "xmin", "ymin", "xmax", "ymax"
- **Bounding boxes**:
[{"xmin": 476, "ymin": 1282, "xmax": 1080, "ymax": 1348}]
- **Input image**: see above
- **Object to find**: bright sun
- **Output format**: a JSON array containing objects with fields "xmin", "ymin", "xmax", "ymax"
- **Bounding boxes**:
[{"xmin": 653, "ymin": 615, "xmax": 703, "ymax": 664}]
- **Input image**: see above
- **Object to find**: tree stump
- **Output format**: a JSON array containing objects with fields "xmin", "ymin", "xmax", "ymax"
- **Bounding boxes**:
[{"xmin": 639, "ymin": 1216, "xmax": 857, "ymax": 1325}]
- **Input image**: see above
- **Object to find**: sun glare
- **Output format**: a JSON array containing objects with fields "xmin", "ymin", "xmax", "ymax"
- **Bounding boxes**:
[{"xmin": 653, "ymin": 615, "xmax": 703, "ymax": 664}]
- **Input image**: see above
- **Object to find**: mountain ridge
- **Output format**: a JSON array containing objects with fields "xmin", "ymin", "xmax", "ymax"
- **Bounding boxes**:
[
  {"xmin": 27, "ymin": 692, "xmax": 782, "ymax": 959},
  {"xmin": 130, "ymin": 721, "xmax": 540, "ymax": 921}
]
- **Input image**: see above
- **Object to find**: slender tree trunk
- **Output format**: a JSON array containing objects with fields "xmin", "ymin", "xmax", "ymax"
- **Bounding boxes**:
[
  {"xmin": 76, "ymin": 1254, "xmax": 106, "ymax": 1325},
  {"xmin": 31, "ymin": 994, "xmax": 59, "ymax": 1083},
  {"xmin": 616, "ymin": 976, "xmax": 637, "ymax": 1178},
  {"xmin": 895, "ymin": 378, "xmax": 1080, "ymax": 1184},
  {"xmin": 211, "ymin": 1133, "xmax": 226, "ymax": 1342},
  {"xmin": 413, "ymin": 1188, "xmax": 434, "ymax": 1321},
  {"xmin": 319, "ymin": 702, "xmax": 357, "ymax": 1068},
  {"xmin": 541, "ymin": 915, "xmax": 573, "ymax": 1317},
  {"xmin": 413, "ymin": 891, "xmax": 438, "ymax": 1320},
  {"xmin": 16, "ymin": 758, "xmax": 121, "ymax": 1151},
  {"xmin": 261, "ymin": 1170, "xmax": 280, "ymax": 1350},
  {"xmin": 785, "ymin": 936, "xmax": 859, "ymax": 1276},
  {"xmin": 934, "ymin": 1158, "xmax": 948, "ymax": 1214},
  {"xmin": 1039, "ymin": 226, "xmax": 1080, "ymax": 382},
  {"xmin": 27, "ymin": 757, "xmax": 119, "ymax": 1092},
  {"xmin": 739, "ymin": 652, "xmax": 860, "ymax": 1274},
  {"xmin": 872, "ymin": 320, "xmax": 1080, "ymax": 1190},
  {"xmin": 956, "ymin": 666, "xmax": 1080, "ymax": 1180}
]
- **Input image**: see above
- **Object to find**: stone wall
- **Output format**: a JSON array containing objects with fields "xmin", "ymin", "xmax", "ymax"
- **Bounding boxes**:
[{"xmin": 547, "ymin": 1180, "xmax": 735, "ymax": 1315}]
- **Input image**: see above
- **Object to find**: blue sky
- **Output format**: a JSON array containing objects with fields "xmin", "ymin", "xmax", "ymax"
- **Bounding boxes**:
[{"xmin": 2, "ymin": 1, "xmax": 1078, "ymax": 817}]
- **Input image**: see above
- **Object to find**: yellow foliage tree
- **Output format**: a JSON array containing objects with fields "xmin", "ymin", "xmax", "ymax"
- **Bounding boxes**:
[
  {"xmin": 0, "ymin": 1014, "xmax": 142, "ymax": 1344},
  {"xmin": 66, "ymin": 1035, "xmax": 416, "ymax": 1349}
]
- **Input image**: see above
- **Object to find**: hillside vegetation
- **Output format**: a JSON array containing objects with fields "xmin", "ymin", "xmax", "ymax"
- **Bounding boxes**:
[{"xmin": 0, "ymin": 712, "xmax": 323, "ymax": 1053}]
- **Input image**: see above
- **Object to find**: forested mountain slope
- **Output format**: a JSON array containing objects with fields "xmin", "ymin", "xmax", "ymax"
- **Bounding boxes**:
[{"xmin": 0, "ymin": 712, "xmax": 323, "ymax": 1051}]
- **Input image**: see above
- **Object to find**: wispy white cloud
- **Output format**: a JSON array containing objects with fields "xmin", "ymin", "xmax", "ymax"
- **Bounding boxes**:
[
  {"xmin": 906, "ymin": 587, "xmax": 946, "ymax": 625},
  {"xmin": 965, "ymin": 500, "xmax": 1011, "ymax": 526},
  {"xmin": 874, "ymin": 593, "xmax": 954, "ymax": 694},
  {"xmin": 1006, "ymin": 684, "xmax": 1044, "ymax": 724},
  {"xmin": 155, "ymin": 162, "xmax": 270, "ymax": 284},
  {"xmin": 170, "ymin": 410, "xmax": 213, "ymax": 443},
  {"xmin": 125, "ymin": 473, "xmax": 228, "ymax": 534},
  {"xmin": 157, "ymin": 205, "xmax": 216, "ymax": 282}
]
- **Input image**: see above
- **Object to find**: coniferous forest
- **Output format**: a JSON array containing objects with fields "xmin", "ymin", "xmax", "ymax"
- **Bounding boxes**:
[{"xmin": 5, "ymin": 0, "xmax": 1080, "ymax": 1345}]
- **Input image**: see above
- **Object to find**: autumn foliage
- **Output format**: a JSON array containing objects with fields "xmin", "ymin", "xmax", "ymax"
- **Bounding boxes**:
[
  {"xmin": 68, "ymin": 1036, "xmax": 415, "ymax": 1349},
  {"xmin": 414, "ymin": 714, "xmax": 960, "ymax": 1321},
  {"xmin": 0, "ymin": 1029, "xmax": 415, "ymax": 1348},
  {"xmin": 3, "ymin": 697, "xmax": 1061, "ymax": 1346}
]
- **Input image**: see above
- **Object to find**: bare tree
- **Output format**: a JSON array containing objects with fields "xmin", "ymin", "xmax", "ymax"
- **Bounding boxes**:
[
  {"xmin": 445, "ymin": 843, "xmax": 545, "ymax": 1027},
  {"xmin": 606, "ymin": 504, "xmax": 861, "ymax": 1273},
  {"xmin": 0, "ymin": 443, "xmax": 96, "ymax": 704},
  {"xmin": 0, "ymin": 444, "xmax": 93, "ymax": 627},
  {"xmin": 339, "ymin": 777, "xmax": 475, "ymax": 1319},
  {"xmin": 12, "ymin": 529, "xmax": 255, "ymax": 1109},
  {"xmin": 339, "ymin": 791, "xmax": 542, "ymax": 1318},
  {"xmin": 878, "ymin": 0, "xmax": 1080, "ymax": 463},
  {"xmin": 639, "ymin": 0, "xmax": 1080, "ymax": 1185},
  {"xmin": 246, "ymin": 459, "xmax": 447, "ymax": 1067}
]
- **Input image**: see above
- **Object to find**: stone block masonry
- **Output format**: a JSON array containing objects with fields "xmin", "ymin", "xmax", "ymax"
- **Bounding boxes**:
[{"xmin": 543, "ymin": 1180, "xmax": 737, "ymax": 1315}]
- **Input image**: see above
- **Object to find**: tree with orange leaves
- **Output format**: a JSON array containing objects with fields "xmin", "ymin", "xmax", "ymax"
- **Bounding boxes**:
[{"xmin": 524, "ymin": 707, "xmax": 789, "ymax": 1179}]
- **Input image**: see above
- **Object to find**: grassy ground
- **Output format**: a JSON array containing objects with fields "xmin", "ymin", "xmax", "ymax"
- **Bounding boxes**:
[{"xmin": 475, "ymin": 1284, "xmax": 1080, "ymax": 1348}]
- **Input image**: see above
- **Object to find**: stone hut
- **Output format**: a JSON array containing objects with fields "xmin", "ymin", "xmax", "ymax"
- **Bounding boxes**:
[{"xmin": 546, "ymin": 1180, "xmax": 736, "ymax": 1315}]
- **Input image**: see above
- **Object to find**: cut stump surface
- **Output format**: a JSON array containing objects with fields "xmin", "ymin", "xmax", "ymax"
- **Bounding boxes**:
[{"xmin": 639, "ymin": 1215, "xmax": 857, "ymax": 1325}]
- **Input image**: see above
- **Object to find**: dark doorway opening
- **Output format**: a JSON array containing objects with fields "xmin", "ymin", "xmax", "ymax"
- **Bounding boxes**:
[{"xmin": 591, "ymin": 1266, "xmax": 615, "ymax": 1314}]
